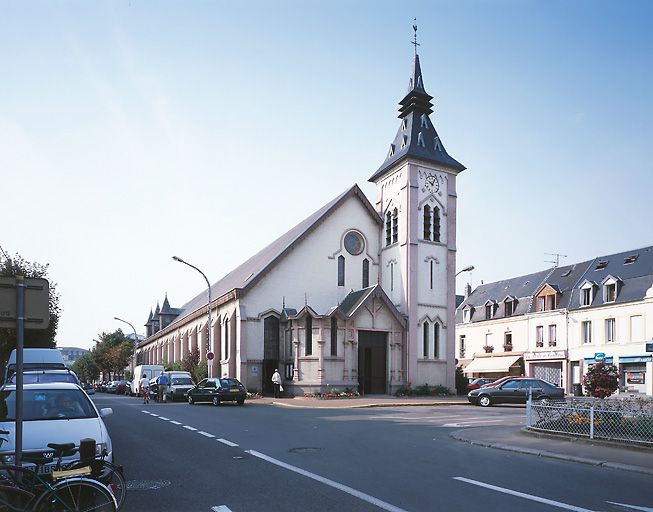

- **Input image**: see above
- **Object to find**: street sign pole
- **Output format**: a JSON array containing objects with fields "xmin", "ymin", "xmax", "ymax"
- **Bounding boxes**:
[{"xmin": 15, "ymin": 276, "xmax": 24, "ymax": 468}]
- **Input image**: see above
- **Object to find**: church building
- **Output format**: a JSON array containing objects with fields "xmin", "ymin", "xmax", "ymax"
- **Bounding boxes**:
[{"xmin": 135, "ymin": 46, "xmax": 466, "ymax": 396}]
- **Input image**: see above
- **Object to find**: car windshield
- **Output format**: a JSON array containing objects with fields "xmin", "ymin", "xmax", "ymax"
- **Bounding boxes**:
[
  {"xmin": 9, "ymin": 373, "xmax": 77, "ymax": 384},
  {"xmin": 171, "ymin": 378, "xmax": 193, "ymax": 385},
  {"xmin": 0, "ymin": 389, "xmax": 97, "ymax": 421},
  {"xmin": 219, "ymin": 379, "xmax": 242, "ymax": 388}
]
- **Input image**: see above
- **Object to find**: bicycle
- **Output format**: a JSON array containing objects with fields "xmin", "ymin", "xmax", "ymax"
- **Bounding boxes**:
[{"xmin": 0, "ymin": 433, "xmax": 117, "ymax": 512}]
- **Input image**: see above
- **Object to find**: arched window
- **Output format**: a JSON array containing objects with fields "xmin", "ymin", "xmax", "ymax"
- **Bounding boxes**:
[
  {"xmin": 330, "ymin": 317, "xmax": 338, "ymax": 356},
  {"xmin": 433, "ymin": 207, "xmax": 441, "ymax": 242},
  {"xmin": 305, "ymin": 316, "xmax": 313, "ymax": 356},
  {"xmin": 433, "ymin": 322, "xmax": 440, "ymax": 358},
  {"xmin": 423, "ymin": 321, "xmax": 430, "ymax": 359},
  {"xmin": 423, "ymin": 205, "xmax": 432, "ymax": 240},
  {"xmin": 337, "ymin": 255, "xmax": 345, "ymax": 286},
  {"xmin": 362, "ymin": 259, "xmax": 369, "ymax": 288},
  {"xmin": 385, "ymin": 211, "xmax": 392, "ymax": 246},
  {"xmin": 392, "ymin": 208, "xmax": 398, "ymax": 244},
  {"xmin": 223, "ymin": 319, "xmax": 229, "ymax": 360}
]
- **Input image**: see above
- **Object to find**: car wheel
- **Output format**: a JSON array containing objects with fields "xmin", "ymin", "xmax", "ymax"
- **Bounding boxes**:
[
  {"xmin": 536, "ymin": 395, "xmax": 550, "ymax": 404},
  {"xmin": 212, "ymin": 396, "xmax": 220, "ymax": 406},
  {"xmin": 478, "ymin": 395, "xmax": 492, "ymax": 407},
  {"xmin": 237, "ymin": 400, "xmax": 244, "ymax": 406},
  {"xmin": 188, "ymin": 395, "xmax": 195, "ymax": 405}
]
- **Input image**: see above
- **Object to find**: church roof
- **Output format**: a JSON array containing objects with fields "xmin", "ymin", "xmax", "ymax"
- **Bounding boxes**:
[
  {"xmin": 160, "ymin": 294, "xmax": 175, "ymax": 316},
  {"xmin": 338, "ymin": 285, "xmax": 407, "ymax": 327},
  {"xmin": 369, "ymin": 54, "xmax": 465, "ymax": 183},
  {"xmin": 162, "ymin": 185, "xmax": 382, "ymax": 333}
]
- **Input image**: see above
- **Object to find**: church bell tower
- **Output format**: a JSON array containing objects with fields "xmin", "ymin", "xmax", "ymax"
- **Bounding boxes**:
[{"xmin": 369, "ymin": 29, "xmax": 466, "ymax": 390}]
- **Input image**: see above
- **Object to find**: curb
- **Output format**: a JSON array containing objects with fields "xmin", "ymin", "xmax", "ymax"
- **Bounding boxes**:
[
  {"xmin": 449, "ymin": 430, "xmax": 653, "ymax": 476},
  {"xmin": 267, "ymin": 400, "xmax": 469, "ymax": 409}
]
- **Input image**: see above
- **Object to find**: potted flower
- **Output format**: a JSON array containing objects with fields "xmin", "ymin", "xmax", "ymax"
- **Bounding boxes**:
[{"xmin": 483, "ymin": 345, "xmax": 494, "ymax": 353}]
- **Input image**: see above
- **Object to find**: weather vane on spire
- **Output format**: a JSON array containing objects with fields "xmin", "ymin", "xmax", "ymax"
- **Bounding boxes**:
[{"xmin": 412, "ymin": 18, "xmax": 420, "ymax": 55}]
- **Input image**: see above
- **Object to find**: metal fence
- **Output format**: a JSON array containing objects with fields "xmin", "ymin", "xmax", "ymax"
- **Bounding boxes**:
[{"xmin": 526, "ymin": 396, "xmax": 653, "ymax": 446}]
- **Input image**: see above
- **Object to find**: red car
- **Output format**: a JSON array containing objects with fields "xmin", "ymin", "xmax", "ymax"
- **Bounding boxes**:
[{"xmin": 466, "ymin": 378, "xmax": 495, "ymax": 390}]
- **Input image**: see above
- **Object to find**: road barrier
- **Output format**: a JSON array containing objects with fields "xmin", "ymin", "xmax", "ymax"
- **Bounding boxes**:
[{"xmin": 526, "ymin": 396, "xmax": 653, "ymax": 446}]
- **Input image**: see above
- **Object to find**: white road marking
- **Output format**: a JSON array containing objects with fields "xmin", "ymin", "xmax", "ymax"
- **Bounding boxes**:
[
  {"xmin": 183, "ymin": 425, "xmax": 198, "ymax": 431},
  {"xmin": 149, "ymin": 413, "xmax": 159, "ymax": 417},
  {"xmin": 247, "ymin": 450, "xmax": 407, "ymax": 512},
  {"xmin": 198, "ymin": 431, "xmax": 215, "ymax": 438},
  {"xmin": 454, "ymin": 477, "xmax": 599, "ymax": 512},
  {"xmin": 217, "ymin": 438, "xmax": 238, "ymax": 447},
  {"xmin": 606, "ymin": 502, "xmax": 653, "ymax": 512},
  {"xmin": 211, "ymin": 506, "xmax": 233, "ymax": 512},
  {"xmin": 443, "ymin": 419, "xmax": 506, "ymax": 427},
  {"xmin": 141, "ymin": 410, "xmax": 150, "ymax": 414},
  {"xmin": 170, "ymin": 421, "xmax": 182, "ymax": 425},
  {"xmin": 158, "ymin": 416, "xmax": 170, "ymax": 421}
]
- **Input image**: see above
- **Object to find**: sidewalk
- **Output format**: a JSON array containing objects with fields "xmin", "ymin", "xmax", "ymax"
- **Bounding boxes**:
[
  {"xmin": 450, "ymin": 425, "xmax": 653, "ymax": 476},
  {"xmin": 251, "ymin": 395, "xmax": 469, "ymax": 409}
]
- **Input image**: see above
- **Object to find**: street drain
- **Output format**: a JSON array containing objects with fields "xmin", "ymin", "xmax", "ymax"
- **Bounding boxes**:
[
  {"xmin": 126, "ymin": 480, "xmax": 172, "ymax": 491},
  {"xmin": 289, "ymin": 447, "xmax": 322, "ymax": 453}
]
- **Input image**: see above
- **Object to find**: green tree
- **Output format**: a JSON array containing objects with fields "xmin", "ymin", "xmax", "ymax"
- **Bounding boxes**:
[
  {"xmin": 182, "ymin": 347, "xmax": 201, "ymax": 383},
  {"xmin": 455, "ymin": 366, "xmax": 468, "ymax": 395},
  {"xmin": 71, "ymin": 353, "xmax": 99, "ymax": 383},
  {"xmin": 93, "ymin": 330, "xmax": 134, "ymax": 380},
  {"xmin": 583, "ymin": 363, "xmax": 619, "ymax": 398},
  {"xmin": 0, "ymin": 252, "xmax": 61, "ymax": 365}
]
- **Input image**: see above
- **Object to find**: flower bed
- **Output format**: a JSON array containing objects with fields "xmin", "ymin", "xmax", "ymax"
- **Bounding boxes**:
[
  {"xmin": 395, "ymin": 383, "xmax": 452, "ymax": 397},
  {"xmin": 304, "ymin": 388, "xmax": 360, "ymax": 399}
]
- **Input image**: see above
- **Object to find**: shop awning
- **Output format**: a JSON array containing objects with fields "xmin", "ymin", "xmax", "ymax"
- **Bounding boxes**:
[{"xmin": 463, "ymin": 355, "xmax": 522, "ymax": 374}]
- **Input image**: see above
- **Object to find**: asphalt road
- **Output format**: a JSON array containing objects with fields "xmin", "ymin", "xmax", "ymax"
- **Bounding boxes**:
[{"xmin": 93, "ymin": 394, "xmax": 652, "ymax": 512}]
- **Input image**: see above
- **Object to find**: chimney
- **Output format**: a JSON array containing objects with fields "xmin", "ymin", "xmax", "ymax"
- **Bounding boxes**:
[{"xmin": 464, "ymin": 283, "xmax": 472, "ymax": 299}]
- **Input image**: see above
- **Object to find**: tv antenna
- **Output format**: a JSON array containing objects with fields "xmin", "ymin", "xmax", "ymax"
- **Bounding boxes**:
[{"xmin": 545, "ymin": 252, "xmax": 568, "ymax": 267}]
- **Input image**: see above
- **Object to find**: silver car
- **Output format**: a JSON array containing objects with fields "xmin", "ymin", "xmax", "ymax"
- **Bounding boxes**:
[{"xmin": 0, "ymin": 383, "xmax": 113, "ymax": 474}]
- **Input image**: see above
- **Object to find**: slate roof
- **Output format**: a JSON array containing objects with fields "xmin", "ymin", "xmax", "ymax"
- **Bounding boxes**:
[
  {"xmin": 338, "ymin": 285, "xmax": 407, "ymax": 327},
  {"xmin": 369, "ymin": 54, "xmax": 465, "ymax": 183},
  {"xmin": 457, "ymin": 245, "xmax": 653, "ymax": 324},
  {"xmin": 161, "ymin": 185, "xmax": 382, "ymax": 333}
]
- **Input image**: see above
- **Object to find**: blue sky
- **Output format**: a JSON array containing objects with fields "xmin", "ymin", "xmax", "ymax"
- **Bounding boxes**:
[{"xmin": 2, "ymin": 1, "xmax": 651, "ymax": 348}]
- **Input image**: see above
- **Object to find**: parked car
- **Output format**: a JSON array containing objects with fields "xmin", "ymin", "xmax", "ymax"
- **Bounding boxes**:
[
  {"xmin": 466, "ymin": 378, "xmax": 494, "ymax": 391},
  {"xmin": 187, "ymin": 378, "xmax": 247, "ymax": 406},
  {"xmin": 0, "ymin": 383, "xmax": 114, "ymax": 471},
  {"xmin": 8, "ymin": 369, "xmax": 80, "ymax": 386},
  {"xmin": 130, "ymin": 365, "xmax": 165, "ymax": 396},
  {"xmin": 165, "ymin": 372, "xmax": 195, "ymax": 402},
  {"xmin": 468, "ymin": 377, "xmax": 564, "ymax": 407},
  {"xmin": 114, "ymin": 380, "xmax": 130, "ymax": 395},
  {"xmin": 4, "ymin": 348, "xmax": 66, "ymax": 384},
  {"xmin": 81, "ymin": 382, "xmax": 95, "ymax": 395},
  {"xmin": 478, "ymin": 376, "xmax": 513, "ymax": 389}
]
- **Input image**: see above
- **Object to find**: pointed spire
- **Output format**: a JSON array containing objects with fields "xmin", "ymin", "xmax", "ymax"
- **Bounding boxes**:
[{"xmin": 369, "ymin": 26, "xmax": 465, "ymax": 182}]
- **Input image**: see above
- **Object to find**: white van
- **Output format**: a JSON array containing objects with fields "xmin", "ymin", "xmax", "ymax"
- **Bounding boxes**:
[
  {"xmin": 4, "ymin": 348, "xmax": 66, "ymax": 383},
  {"xmin": 131, "ymin": 364, "xmax": 164, "ymax": 395},
  {"xmin": 163, "ymin": 371, "xmax": 195, "ymax": 402}
]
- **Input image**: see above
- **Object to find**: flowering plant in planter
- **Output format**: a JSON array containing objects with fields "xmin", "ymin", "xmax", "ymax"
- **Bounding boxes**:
[
  {"xmin": 483, "ymin": 345, "xmax": 494, "ymax": 353},
  {"xmin": 582, "ymin": 363, "xmax": 618, "ymax": 398}
]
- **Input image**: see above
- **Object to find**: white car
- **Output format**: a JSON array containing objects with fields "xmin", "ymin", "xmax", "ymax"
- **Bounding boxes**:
[{"xmin": 0, "ymin": 383, "xmax": 113, "ymax": 474}]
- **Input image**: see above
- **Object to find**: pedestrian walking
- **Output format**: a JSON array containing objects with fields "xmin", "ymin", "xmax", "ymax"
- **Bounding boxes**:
[
  {"xmin": 156, "ymin": 371, "xmax": 169, "ymax": 403},
  {"xmin": 139, "ymin": 373, "xmax": 150, "ymax": 404},
  {"xmin": 271, "ymin": 368, "xmax": 282, "ymax": 398}
]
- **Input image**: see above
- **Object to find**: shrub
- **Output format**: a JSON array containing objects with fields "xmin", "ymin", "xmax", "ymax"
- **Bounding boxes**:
[{"xmin": 583, "ymin": 363, "xmax": 619, "ymax": 398}]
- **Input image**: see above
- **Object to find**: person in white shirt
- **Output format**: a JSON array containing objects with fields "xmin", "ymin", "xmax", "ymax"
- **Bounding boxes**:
[
  {"xmin": 139, "ymin": 374, "xmax": 150, "ymax": 404},
  {"xmin": 271, "ymin": 369, "xmax": 282, "ymax": 398}
]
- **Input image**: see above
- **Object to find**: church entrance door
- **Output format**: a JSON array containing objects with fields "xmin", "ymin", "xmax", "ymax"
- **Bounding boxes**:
[
  {"xmin": 262, "ymin": 316, "xmax": 280, "ymax": 395},
  {"xmin": 357, "ymin": 330, "xmax": 387, "ymax": 395}
]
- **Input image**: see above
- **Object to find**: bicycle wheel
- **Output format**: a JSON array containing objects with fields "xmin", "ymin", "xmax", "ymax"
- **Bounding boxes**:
[
  {"xmin": 66, "ymin": 461, "xmax": 125, "ymax": 510},
  {"xmin": 32, "ymin": 478, "xmax": 117, "ymax": 512},
  {"xmin": 0, "ymin": 485, "xmax": 35, "ymax": 511}
]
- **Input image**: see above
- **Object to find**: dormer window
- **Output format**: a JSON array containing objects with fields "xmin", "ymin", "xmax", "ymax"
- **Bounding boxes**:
[
  {"xmin": 595, "ymin": 260, "xmax": 608, "ymax": 270},
  {"xmin": 463, "ymin": 307, "xmax": 472, "ymax": 324},
  {"xmin": 580, "ymin": 282, "xmax": 595, "ymax": 307},
  {"xmin": 535, "ymin": 284, "xmax": 558, "ymax": 312},
  {"xmin": 602, "ymin": 276, "xmax": 620, "ymax": 303},
  {"xmin": 504, "ymin": 296, "xmax": 516, "ymax": 317},
  {"xmin": 624, "ymin": 255, "xmax": 638, "ymax": 265},
  {"xmin": 485, "ymin": 301, "xmax": 496, "ymax": 320}
]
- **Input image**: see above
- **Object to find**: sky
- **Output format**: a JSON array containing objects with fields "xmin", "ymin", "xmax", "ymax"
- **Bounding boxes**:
[{"xmin": 1, "ymin": 1, "xmax": 651, "ymax": 349}]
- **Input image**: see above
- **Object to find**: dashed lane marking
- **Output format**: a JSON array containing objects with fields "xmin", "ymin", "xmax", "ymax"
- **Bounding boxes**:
[
  {"xmin": 158, "ymin": 416, "xmax": 170, "ymax": 421},
  {"xmin": 149, "ymin": 413, "xmax": 159, "ymax": 417},
  {"xmin": 217, "ymin": 439, "xmax": 238, "ymax": 447},
  {"xmin": 170, "ymin": 421, "xmax": 182, "ymax": 425},
  {"xmin": 211, "ymin": 506, "xmax": 233, "ymax": 512},
  {"xmin": 183, "ymin": 425, "xmax": 198, "ymax": 431},
  {"xmin": 453, "ymin": 477, "xmax": 599, "ymax": 512},
  {"xmin": 247, "ymin": 450, "xmax": 407, "ymax": 512},
  {"xmin": 198, "ymin": 431, "xmax": 215, "ymax": 438}
]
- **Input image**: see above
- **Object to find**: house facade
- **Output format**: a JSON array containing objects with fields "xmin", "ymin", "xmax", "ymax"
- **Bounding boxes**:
[
  {"xmin": 456, "ymin": 246, "xmax": 653, "ymax": 396},
  {"xmin": 134, "ymin": 48, "xmax": 466, "ymax": 395}
]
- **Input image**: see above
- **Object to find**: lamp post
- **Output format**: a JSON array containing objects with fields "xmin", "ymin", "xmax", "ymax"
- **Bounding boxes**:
[
  {"xmin": 173, "ymin": 256, "xmax": 212, "ymax": 378},
  {"xmin": 114, "ymin": 316, "xmax": 138, "ymax": 375},
  {"xmin": 455, "ymin": 265, "xmax": 474, "ymax": 277}
]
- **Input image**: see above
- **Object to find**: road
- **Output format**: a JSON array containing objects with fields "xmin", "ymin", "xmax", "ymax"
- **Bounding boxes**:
[{"xmin": 93, "ymin": 393, "xmax": 652, "ymax": 512}]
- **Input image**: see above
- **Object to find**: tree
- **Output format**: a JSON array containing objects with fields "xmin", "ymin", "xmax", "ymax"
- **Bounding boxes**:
[
  {"xmin": 583, "ymin": 363, "xmax": 619, "ymax": 398},
  {"xmin": 93, "ymin": 330, "xmax": 134, "ymax": 380},
  {"xmin": 0, "ymin": 252, "xmax": 61, "ymax": 365},
  {"xmin": 71, "ymin": 353, "xmax": 99, "ymax": 383},
  {"xmin": 182, "ymin": 347, "xmax": 201, "ymax": 383}
]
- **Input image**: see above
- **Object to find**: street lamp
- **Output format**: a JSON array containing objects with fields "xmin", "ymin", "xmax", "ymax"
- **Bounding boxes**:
[
  {"xmin": 114, "ymin": 316, "xmax": 138, "ymax": 372},
  {"xmin": 456, "ymin": 265, "xmax": 474, "ymax": 277},
  {"xmin": 173, "ymin": 255, "xmax": 213, "ymax": 378}
]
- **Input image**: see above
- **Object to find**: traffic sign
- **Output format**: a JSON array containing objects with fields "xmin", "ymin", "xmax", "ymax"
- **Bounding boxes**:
[
  {"xmin": 646, "ymin": 342, "xmax": 653, "ymax": 353},
  {"xmin": 0, "ymin": 277, "xmax": 50, "ymax": 329},
  {"xmin": 594, "ymin": 352, "xmax": 606, "ymax": 362},
  {"xmin": 206, "ymin": 351, "xmax": 215, "ymax": 361}
]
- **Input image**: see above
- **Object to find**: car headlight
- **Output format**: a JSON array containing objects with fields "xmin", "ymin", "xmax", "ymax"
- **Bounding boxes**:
[
  {"xmin": 96, "ymin": 443, "xmax": 107, "ymax": 456},
  {"xmin": 1, "ymin": 454, "xmax": 15, "ymax": 464}
]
